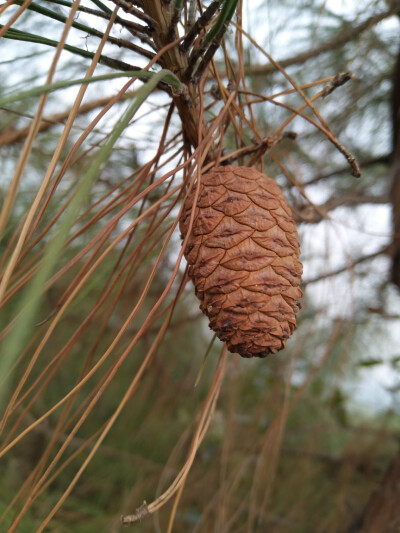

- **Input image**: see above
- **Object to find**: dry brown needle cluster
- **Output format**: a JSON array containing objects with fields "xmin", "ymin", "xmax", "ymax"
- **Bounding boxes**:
[{"xmin": 180, "ymin": 165, "xmax": 303, "ymax": 357}]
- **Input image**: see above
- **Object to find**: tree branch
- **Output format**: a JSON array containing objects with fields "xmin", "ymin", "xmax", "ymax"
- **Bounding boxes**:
[
  {"xmin": 303, "ymin": 245, "xmax": 390, "ymax": 286},
  {"xmin": 13, "ymin": 0, "xmax": 155, "ymax": 58},
  {"xmin": 390, "ymin": 16, "xmax": 400, "ymax": 289},
  {"xmin": 242, "ymin": 7, "xmax": 399, "ymax": 77},
  {"xmin": 109, "ymin": 0, "xmax": 155, "ymax": 28},
  {"xmin": 347, "ymin": 448, "xmax": 400, "ymax": 532},
  {"xmin": 294, "ymin": 192, "xmax": 389, "ymax": 224},
  {"xmin": 0, "ymin": 93, "xmax": 134, "ymax": 146},
  {"xmin": 304, "ymin": 155, "xmax": 390, "ymax": 186}
]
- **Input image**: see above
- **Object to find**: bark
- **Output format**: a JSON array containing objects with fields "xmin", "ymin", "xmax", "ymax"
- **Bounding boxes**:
[
  {"xmin": 347, "ymin": 448, "xmax": 400, "ymax": 533},
  {"xmin": 391, "ymin": 150, "xmax": 400, "ymax": 288},
  {"xmin": 391, "ymin": 24, "xmax": 400, "ymax": 288},
  {"xmin": 141, "ymin": 2, "xmax": 206, "ymax": 151}
]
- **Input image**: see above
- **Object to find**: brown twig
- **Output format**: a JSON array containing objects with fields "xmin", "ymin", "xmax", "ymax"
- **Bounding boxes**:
[
  {"xmin": 192, "ymin": 24, "xmax": 227, "ymax": 83},
  {"xmin": 109, "ymin": 0, "xmax": 156, "ymax": 28},
  {"xmin": 180, "ymin": 0, "xmax": 221, "ymax": 54},
  {"xmin": 235, "ymin": 21, "xmax": 361, "ymax": 176},
  {"xmin": 121, "ymin": 347, "xmax": 229, "ymax": 525},
  {"xmin": 77, "ymin": 5, "xmax": 152, "ymax": 36},
  {"xmin": 219, "ymin": 131, "xmax": 297, "ymax": 166},
  {"xmin": 321, "ymin": 71, "xmax": 354, "ymax": 98},
  {"xmin": 167, "ymin": 0, "xmax": 183, "ymax": 42},
  {"xmin": 121, "ymin": 502, "xmax": 150, "ymax": 524}
]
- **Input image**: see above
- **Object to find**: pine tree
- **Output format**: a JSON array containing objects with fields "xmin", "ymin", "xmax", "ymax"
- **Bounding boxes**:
[{"xmin": 0, "ymin": 1, "xmax": 399, "ymax": 531}]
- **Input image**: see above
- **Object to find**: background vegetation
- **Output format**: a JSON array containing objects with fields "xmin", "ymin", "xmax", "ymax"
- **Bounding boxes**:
[{"xmin": 1, "ymin": 0, "xmax": 400, "ymax": 531}]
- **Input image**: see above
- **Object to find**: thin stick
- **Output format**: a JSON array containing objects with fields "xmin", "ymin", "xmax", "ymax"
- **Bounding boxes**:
[
  {"xmin": 235, "ymin": 21, "xmax": 361, "ymax": 177},
  {"xmin": 121, "ymin": 346, "xmax": 229, "ymax": 524}
]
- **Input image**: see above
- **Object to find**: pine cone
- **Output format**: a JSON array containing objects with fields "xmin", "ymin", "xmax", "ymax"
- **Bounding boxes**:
[{"xmin": 180, "ymin": 165, "xmax": 302, "ymax": 358}]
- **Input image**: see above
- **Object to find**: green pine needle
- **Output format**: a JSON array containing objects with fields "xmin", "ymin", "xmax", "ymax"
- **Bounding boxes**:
[
  {"xmin": 0, "ymin": 70, "xmax": 181, "ymax": 108},
  {"xmin": 205, "ymin": 0, "xmax": 239, "ymax": 43}
]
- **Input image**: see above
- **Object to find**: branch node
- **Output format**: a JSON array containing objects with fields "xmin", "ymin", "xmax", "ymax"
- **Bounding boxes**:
[
  {"xmin": 121, "ymin": 501, "xmax": 150, "ymax": 525},
  {"xmin": 322, "ymin": 71, "xmax": 354, "ymax": 98}
]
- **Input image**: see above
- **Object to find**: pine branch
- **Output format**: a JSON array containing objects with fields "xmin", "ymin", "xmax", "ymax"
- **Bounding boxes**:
[
  {"xmin": 294, "ymin": 192, "xmax": 389, "ymax": 224},
  {"xmin": 0, "ymin": 93, "xmax": 134, "ymax": 146},
  {"xmin": 304, "ymin": 245, "xmax": 390, "ymax": 285},
  {"xmin": 73, "ymin": 5, "xmax": 155, "ymax": 48},
  {"xmin": 12, "ymin": 0, "xmax": 155, "ymax": 59},
  {"xmin": 0, "ymin": 25, "xmax": 145, "ymax": 72},
  {"xmin": 180, "ymin": 0, "xmax": 221, "ymax": 54},
  {"xmin": 76, "ymin": 5, "xmax": 152, "ymax": 38},
  {"xmin": 240, "ymin": 7, "xmax": 399, "ymax": 77},
  {"xmin": 109, "ymin": 0, "xmax": 156, "ymax": 28},
  {"xmin": 305, "ymin": 155, "xmax": 390, "ymax": 186}
]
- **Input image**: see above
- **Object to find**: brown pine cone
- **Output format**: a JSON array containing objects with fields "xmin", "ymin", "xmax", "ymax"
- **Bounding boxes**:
[{"xmin": 180, "ymin": 165, "xmax": 302, "ymax": 358}]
